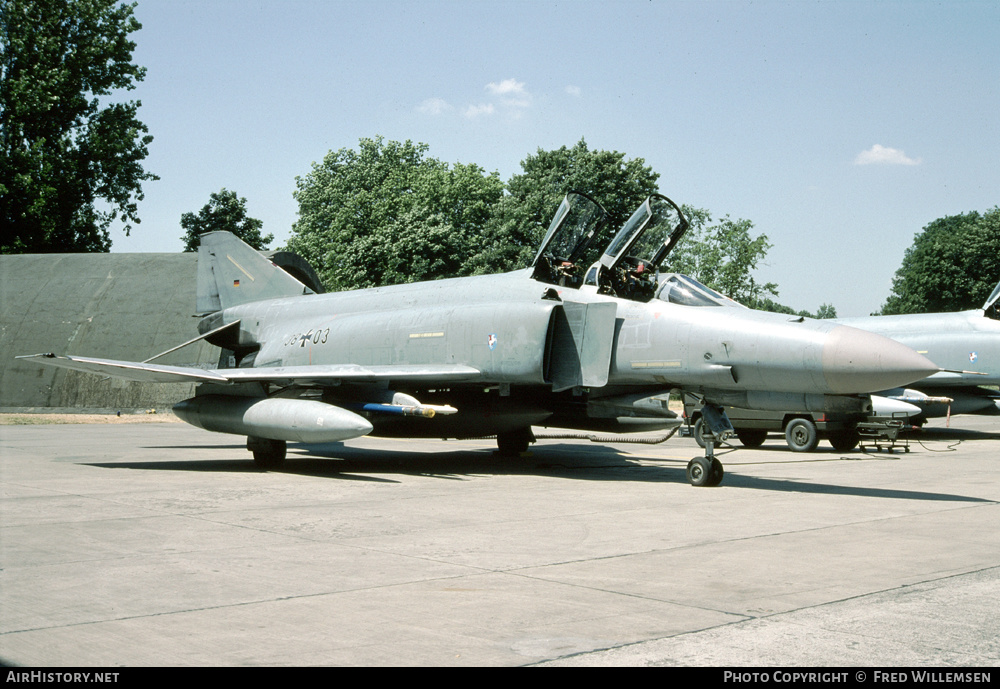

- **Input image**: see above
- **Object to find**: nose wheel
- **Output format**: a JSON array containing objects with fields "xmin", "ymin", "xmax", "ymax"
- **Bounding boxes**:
[{"xmin": 687, "ymin": 455, "xmax": 724, "ymax": 487}]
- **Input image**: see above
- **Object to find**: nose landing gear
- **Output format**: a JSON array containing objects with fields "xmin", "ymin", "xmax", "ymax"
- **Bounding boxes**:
[{"xmin": 688, "ymin": 403, "xmax": 732, "ymax": 487}]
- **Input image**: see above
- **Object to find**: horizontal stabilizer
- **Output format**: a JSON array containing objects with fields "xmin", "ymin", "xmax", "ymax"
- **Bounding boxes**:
[{"xmin": 16, "ymin": 353, "xmax": 230, "ymax": 383}]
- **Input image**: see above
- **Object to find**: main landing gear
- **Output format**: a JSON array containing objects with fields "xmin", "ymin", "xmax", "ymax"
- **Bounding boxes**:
[
  {"xmin": 248, "ymin": 436, "xmax": 286, "ymax": 469},
  {"xmin": 496, "ymin": 427, "xmax": 535, "ymax": 456}
]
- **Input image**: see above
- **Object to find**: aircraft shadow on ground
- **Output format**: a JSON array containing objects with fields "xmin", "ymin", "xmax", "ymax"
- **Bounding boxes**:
[
  {"xmin": 80, "ymin": 439, "xmax": 995, "ymax": 503},
  {"xmin": 906, "ymin": 427, "xmax": 1000, "ymax": 442}
]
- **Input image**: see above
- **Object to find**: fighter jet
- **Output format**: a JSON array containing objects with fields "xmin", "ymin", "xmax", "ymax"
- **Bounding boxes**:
[
  {"xmin": 836, "ymin": 279, "xmax": 1000, "ymax": 422},
  {"xmin": 18, "ymin": 192, "xmax": 938, "ymax": 486}
]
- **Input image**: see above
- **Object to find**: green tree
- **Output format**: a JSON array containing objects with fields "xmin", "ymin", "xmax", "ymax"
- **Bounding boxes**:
[
  {"xmin": 668, "ymin": 208, "xmax": 779, "ymax": 308},
  {"xmin": 287, "ymin": 136, "xmax": 503, "ymax": 290},
  {"xmin": 881, "ymin": 208, "xmax": 1000, "ymax": 314},
  {"xmin": 755, "ymin": 297, "xmax": 798, "ymax": 315},
  {"xmin": 180, "ymin": 189, "xmax": 272, "ymax": 252},
  {"xmin": 287, "ymin": 135, "xmax": 786, "ymax": 305},
  {"xmin": 755, "ymin": 298, "xmax": 836, "ymax": 319},
  {"xmin": 1, "ymin": 0, "xmax": 156, "ymax": 253},
  {"xmin": 468, "ymin": 138, "xmax": 660, "ymax": 274},
  {"xmin": 814, "ymin": 303, "xmax": 837, "ymax": 319}
]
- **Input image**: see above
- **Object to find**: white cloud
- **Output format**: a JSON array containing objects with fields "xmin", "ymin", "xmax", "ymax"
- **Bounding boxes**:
[
  {"xmin": 416, "ymin": 98, "xmax": 452, "ymax": 115},
  {"xmin": 486, "ymin": 78, "xmax": 526, "ymax": 96},
  {"xmin": 462, "ymin": 103, "xmax": 495, "ymax": 118},
  {"xmin": 565, "ymin": 85, "xmax": 581, "ymax": 97},
  {"xmin": 419, "ymin": 78, "xmax": 531, "ymax": 121},
  {"xmin": 486, "ymin": 78, "xmax": 531, "ymax": 111},
  {"xmin": 854, "ymin": 144, "xmax": 921, "ymax": 166}
]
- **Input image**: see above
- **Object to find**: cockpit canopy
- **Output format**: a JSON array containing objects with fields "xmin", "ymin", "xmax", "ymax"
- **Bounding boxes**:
[
  {"xmin": 984, "ymin": 279, "xmax": 1000, "ymax": 320},
  {"xmin": 532, "ymin": 192, "xmax": 689, "ymax": 303},
  {"xmin": 592, "ymin": 194, "xmax": 687, "ymax": 301},
  {"xmin": 531, "ymin": 191, "xmax": 611, "ymax": 290}
]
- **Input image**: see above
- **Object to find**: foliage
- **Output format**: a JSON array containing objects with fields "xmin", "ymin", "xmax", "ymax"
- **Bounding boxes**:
[
  {"xmin": 180, "ymin": 189, "xmax": 272, "ymax": 251},
  {"xmin": 756, "ymin": 298, "xmax": 837, "ymax": 319},
  {"xmin": 287, "ymin": 136, "xmax": 785, "ymax": 306},
  {"xmin": 467, "ymin": 138, "xmax": 660, "ymax": 274},
  {"xmin": 286, "ymin": 136, "xmax": 503, "ymax": 290},
  {"xmin": 813, "ymin": 302, "xmax": 837, "ymax": 319},
  {"xmin": 0, "ymin": 0, "xmax": 156, "ymax": 253},
  {"xmin": 667, "ymin": 207, "xmax": 778, "ymax": 309},
  {"xmin": 755, "ymin": 298, "xmax": 797, "ymax": 316},
  {"xmin": 881, "ymin": 207, "xmax": 1000, "ymax": 314}
]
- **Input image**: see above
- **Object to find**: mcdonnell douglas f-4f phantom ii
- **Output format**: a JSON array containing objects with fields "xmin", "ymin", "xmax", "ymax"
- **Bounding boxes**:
[
  {"xmin": 836, "ymin": 278, "xmax": 1000, "ymax": 422},
  {"xmin": 19, "ymin": 192, "xmax": 938, "ymax": 486}
]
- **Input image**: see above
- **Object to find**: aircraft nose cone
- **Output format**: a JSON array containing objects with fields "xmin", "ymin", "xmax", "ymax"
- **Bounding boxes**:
[{"xmin": 823, "ymin": 325, "xmax": 939, "ymax": 394}]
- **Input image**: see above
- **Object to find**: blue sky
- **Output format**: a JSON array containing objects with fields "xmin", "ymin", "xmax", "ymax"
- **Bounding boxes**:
[{"xmin": 111, "ymin": 0, "xmax": 1000, "ymax": 316}]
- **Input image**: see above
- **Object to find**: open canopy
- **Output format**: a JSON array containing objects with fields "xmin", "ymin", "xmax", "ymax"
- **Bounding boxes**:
[
  {"xmin": 983, "ymin": 277, "xmax": 1000, "ymax": 319},
  {"xmin": 589, "ymin": 195, "xmax": 688, "ymax": 302},
  {"xmin": 532, "ymin": 192, "xmax": 691, "ymax": 303},
  {"xmin": 531, "ymin": 191, "xmax": 611, "ymax": 289}
]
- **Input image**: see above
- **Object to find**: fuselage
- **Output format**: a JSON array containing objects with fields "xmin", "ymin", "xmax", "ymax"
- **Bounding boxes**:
[{"xmin": 207, "ymin": 268, "xmax": 937, "ymax": 418}]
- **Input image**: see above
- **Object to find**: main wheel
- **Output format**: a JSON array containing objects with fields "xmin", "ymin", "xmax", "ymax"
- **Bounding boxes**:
[
  {"xmin": 735, "ymin": 428, "xmax": 767, "ymax": 448},
  {"xmin": 784, "ymin": 418, "xmax": 819, "ymax": 452},
  {"xmin": 828, "ymin": 428, "xmax": 860, "ymax": 452},
  {"xmin": 248, "ymin": 436, "xmax": 286, "ymax": 469},
  {"xmin": 497, "ymin": 427, "xmax": 533, "ymax": 456}
]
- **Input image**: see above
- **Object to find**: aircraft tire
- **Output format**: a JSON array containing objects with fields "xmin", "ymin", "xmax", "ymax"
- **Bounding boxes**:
[
  {"xmin": 248, "ymin": 436, "xmax": 286, "ymax": 469},
  {"xmin": 687, "ymin": 456, "xmax": 723, "ymax": 487},
  {"xmin": 735, "ymin": 428, "xmax": 767, "ymax": 448},
  {"xmin": 496, "ymin": 428, "xmax": 532, "ymax": 456},
  {"xmin": 828, "ymin": 428, "xmax": 860, "ymax": 452},
  {"xmin": 709, "ymin": 457, "xmax": 724, "ymax": 486},
  {"xmin": 784, "ymin": 418, "xmax": 819, "ymax": 452}
]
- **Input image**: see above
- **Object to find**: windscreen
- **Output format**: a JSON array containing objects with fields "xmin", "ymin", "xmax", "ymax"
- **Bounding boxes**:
[{"xmin": 656, "ymin": 274, "xmax": 743, "ymax": 307}]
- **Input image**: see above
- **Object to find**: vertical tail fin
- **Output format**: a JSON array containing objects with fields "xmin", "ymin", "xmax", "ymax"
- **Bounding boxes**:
[{"xmin": 197, "ymin": 232, "xmax": 313, "ymax": 313}]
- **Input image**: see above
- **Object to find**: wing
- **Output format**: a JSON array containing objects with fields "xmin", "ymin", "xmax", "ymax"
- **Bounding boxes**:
[{"xmin": 16, "ymin": 353, "xmax": 481, "ymax": 386}]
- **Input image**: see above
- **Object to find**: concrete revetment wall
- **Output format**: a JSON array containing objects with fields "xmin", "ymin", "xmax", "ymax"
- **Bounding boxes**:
[
  {"xmin": 1, "ymin": 251, "xmax": 323, "ymax": 410},
  {"xmin": 1, "ymin": 253, "xmax": 219, "ymax": 409}
]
